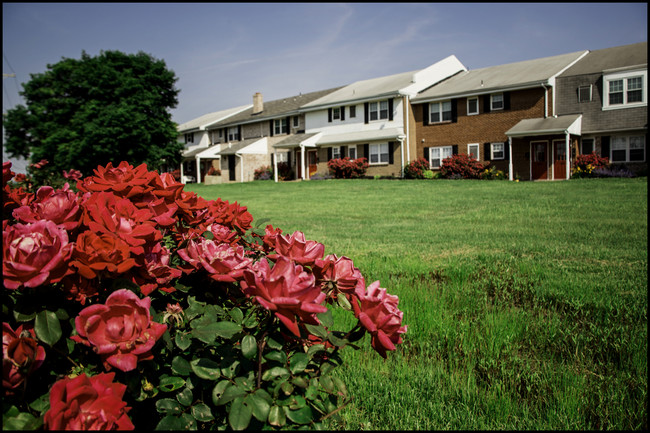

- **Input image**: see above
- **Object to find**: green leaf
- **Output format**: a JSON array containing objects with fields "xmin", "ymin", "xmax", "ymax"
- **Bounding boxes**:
[
  {"xmin": 241, "ymin": 335, "xmax": 257, "ymax": 360},
  {"xmin": 175, "ymin": 331, "xmax": 192, "ymax": 350},
  {"xmin": 317, "ymin": 309, "xmax": 334, "ymax": 328},
  {"xmin": 281, "ymin": 381, "xmax": 294, "ymax": 396},
  {"xmin": 246, "ymin": 393, "xmax": 271, "ymax": 422},
  {"xmin": 304, "ymin": 323, "xmax": 328, "ymax": 339},
  {"xmin": 158, "ymin": 375, "xmax": 185, "ymax": 392},
  {"xmin": 320, "ymin": 376, "xmax": 335, "ymax": 394},
  {"xmin": 184, "ymin": 296, "xmax": 206, "ymax": 321},
  {"xmin": 176, "ymin": 387, "xmax": 193, "ymax": 407},
  {"xmin": 211, "ymin": 380, "xmax": 231, "ymax": 406},
  {"xmin": 242, "ymin": 314, "xmax": 259, "ymax": 329},
  {"xmin": 155, "ymin": 398, "xmax": 183, "ymax": 415},
  {"xmin": 261, "ymin": 366, "xmax": 290, "ymax": 381},
  {"xmin": 171, "ymin": 356, "xmax": 192, "ymax": 376},
  {"xmin": 2, "ymin": 406, "xmax": 40, "ymax": 430},
  {"xmin": 219, "ymin": 384, "xmax": 247, "ymax": 406},
  {"xmin": 28, "ymin": 392, "xmax": 50, "ymax": 414},
  {"xmin": 191, "ymin": 403, "xmax": 214, "ymax": 422},
  {"xmin": 266, "ymin": 335, "xmax": 283, "ymax": 350},
  {"xmin": 285, "ymin": 405, "xmax": 314, "ymax": 425},
  {"xmin": 220, "ymin": 357, "xmax": 240, "ymax": 379},
  {"xmin": 289, "ymin": 353, "xmax": 309, "ymax": 374},
  {"xmin": 307, "ymin": 344, "xmax": 325, "ymax": 359},
  {"xmin": 327, "ymin": 332, "xmax": 349, "ymax": 347},
  {"xmin": 305, "ymin": 384, "xmax": 319, "ymax": 401},
  {"xmin": 229, "ymin": 396, "xmax": 252, "ymax": 430},
  {"xmin": 190, "ymin": 358, "xmax": 221, "ymax": 381},
  {"xmin": 13, "ymin": 309, "xmax": 35, "ymax": 322},
  {"xmin": 191, "ymin": 324, "xmax": 220, "ymax": 345},
  {"xmin": 333, "ymin": 376, "xmax": 348, "ymax": 398},
  {"xmin": 179, "ymin": 413, "xmax": 197, "ymax": 430},
  {"xmin": 155, "ymin": 415, "xmax": 183, "ymax": 430},
  {"xmin": 202, "ymin": 230, "xmax": 214, "ymax": 240},
  {"xmin": 229, "ymin": 307, "xmax": 244, "ymax": 323},
  {"xmin": 263, "ymin": 350, "xmax": 287, "ymax": 364},
  {"xmin": 268, "ymin": 405, "xmax": 286, "ymax": 427},
  {"xmin": 34, "ymin": 310, "xmax": 62, "ymax": 346},
  {"xmin": 212, "ymin": 321, "xmax": 243, "ymax": 339}
]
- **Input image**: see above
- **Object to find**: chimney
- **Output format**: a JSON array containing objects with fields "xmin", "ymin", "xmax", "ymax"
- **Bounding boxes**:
[{"xmin": 253, "ymin": 92, "xmax": 263, "ymax": 114}]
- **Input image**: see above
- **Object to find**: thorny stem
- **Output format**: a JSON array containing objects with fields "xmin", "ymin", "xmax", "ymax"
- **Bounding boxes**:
[{"xmin": 256, "ymin": 331, "xmax": 268, "ymax": 389}]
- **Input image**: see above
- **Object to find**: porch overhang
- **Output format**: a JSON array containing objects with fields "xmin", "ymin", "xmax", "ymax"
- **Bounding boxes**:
[
  {"xmin": 505, "ymin": 114, "xmax": 582, "ymax": 138},
  {"xmin": 315, "ymin": 127, "xmax": 405, "ymax": 146},
  {"xmin": 218, "ymin": 137, "xmax": 268, "ymax": 156},
  {"xmin": 272, "ymin": 132, "xmax": 322, "ymax": 150}
]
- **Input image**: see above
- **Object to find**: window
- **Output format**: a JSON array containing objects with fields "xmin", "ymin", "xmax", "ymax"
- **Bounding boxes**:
[
  {"xmin": 429, "ymin": 101, "xmax": 452, "ymax": 123},
  {"xmin": 578, "ymin": 85, "xmax": 592, "ymax": 102},
  {"xmin": 332, "ymin": 107, "xmax": 341, "ymax": 120},
  {"xmin": 468, "ymin": 143, "xmax": 480, "ymax": 160},
  {"xmin": 467, "ymin": 97, "xmax": 479, "ymax": 115},
  {"xmin": 293, "ymin": 116, "xmax": 299, "ymax": 127},
  {"xmin": 184, "ymin": 133, "xmax": 194, "ymax": 144},
  {"xmin": 274, "ymin": 118, "xmax": 288, "ymax": 135},
  {"xmin": 227, "ymin": 127, "xmax": 239, "ymax": 141},
  {"xmin": 604, "ymin": 70, "xmax": 647, "ymax": 109},
  {"xmin": 491, "ymin": 93, "xmax": 504, "ymax": 110},
  {"xmin": 581, "ymin": 138, "xmax": 594, "ymax": 155},
  {"xmin": 276, "ymin": 152, "xmax": 287, "ymax": 163},
  {"xmin": 332, "ymin": 146, "xmax": 341, "ymax": 160},
  {"xmin": 369, "ymin": 143, "xmax": 389, "ymax": 164},
  {"xmin": 349, "ymin": 105, "xmax": 356, "ymax": 118},
  {"xmin": 610, "ymin": 136, "xmax": 645, "ymax": 162},
  {"xmin": 429, "ymin": 146, "xmax": 453, "ymax": 169},
  {"xmin": 369, "ymin": 101, "xmax": 389, "ymax": 121},
  {"xmin": 491, "ymin": 142, "xmax": 505, "ymax": 160},
  {"xmin": 348, "ymin": 145, "xmax": 357, "ymax": 159}
]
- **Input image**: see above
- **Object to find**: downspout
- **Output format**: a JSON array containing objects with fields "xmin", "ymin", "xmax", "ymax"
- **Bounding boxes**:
[
  {"xmin": 274, "ymin": 149, "xmax": 279, "ymax": 183},
  {"xmin": 180, "ymin": 160, "xmax": 184, "ymax": 182},
  {"xmin": 397, "ymin": 136, "xmax": 405, "ymax": 178},
  {"xmin": 403, "ymin": 95, "xmax": 411, "ymax": 163},
  {"xmin": 508, "ymin": 137, "xmax": 513, "ymax": 181},
  {"xmin": 196, "ymin": 156, "xmax": 201, "ymax": 184},
  {"xmin": 565, "ymin": 131, "xmax": 570, "ymax": 180},
  {"xmin": 541, "ymin": 83, "xmax": 549, "ymax": 118}
]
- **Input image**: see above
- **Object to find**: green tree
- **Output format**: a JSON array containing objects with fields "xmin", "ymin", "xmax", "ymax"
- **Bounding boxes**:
[{"xmin": 4, "ymin": 50, "xmax": 183, "ymax": 177}]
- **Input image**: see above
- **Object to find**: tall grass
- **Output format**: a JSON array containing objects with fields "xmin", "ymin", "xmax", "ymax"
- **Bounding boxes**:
[{"xmin": 186, "ymin": 178, "xmax": 647, "ymax": 430}]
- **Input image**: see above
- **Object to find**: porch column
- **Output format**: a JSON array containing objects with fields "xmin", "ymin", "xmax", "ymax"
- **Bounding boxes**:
[
  {"xmin": 180, "ymin": 161, "xmax": 184, "ymax": 182},
  {"xmin": 196, "ymin": 157, "xmax": 201, "ymax": 184},
  {"xmin": 565, "ymin": 132, "xmax": 571, "ymax": 180},
  {"xmin": 300, "ymin": 145, "xmax": 306, "ymax": 180},
  {"xmin": 397, "ymin": 136, "xmax": 405, "ymax": 178},
  {"xmin": 508, "ymin": 137, "xmax": 514, "ymax": 181},
  {"xmin": 273, "ymin": 150, "xmax": 279, "ymax": 183},
  {"xmin": 238, "ymin": 154, "xmax": 244, "ymax": 183}
]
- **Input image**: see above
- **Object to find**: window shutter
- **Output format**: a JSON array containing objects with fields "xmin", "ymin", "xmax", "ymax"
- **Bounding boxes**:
[
  {"xmin": 364, "ymin": 103, "xmax": 369, "ymax": 124},
  {"xmin": 285, "ymin": 116, "xmax": 290, "ymax": 133},
  {"xmin": 388, "ymin": 99, "xmax": 394, "ymax": 121},
  {"xmin": 483, "ymin": 95, "xmax": 491, "ymax": 113},
  {"xmin": 601, "ymin": 136, "xmax": 610, "ymax": 159},
  {"xmin": 364, "ymin": 143, "xmax": 369, "ymax": 158},
  {"xmin": 287, "ymin": 152, "xmax": 291, "ymax": 168},
  {"xmin": 423, "ymin": 103, "xmax": 429, "ymax": 126},
  {"xmin": 452, "ymin": 145, "xmax": 458, "ymax": 155},
  {"xmin": 484, "ymin": 143, "xmax": 491, "ymax": 161},
  {"xmin": 269, "ymin": 120, "xmax": 274, "ymax": 137},
  {"xmin": 451, "ymin": 99, "xmax": 458, "ymax": 123},
  {"xmin": 504, "ymin": 92, "xmax": 511, "ymax": 110},
  {"xmin": 341, "ymin": 106, "xmax": 345, "ymax": 121},
  {"xmin": 327, "ymin": 147, "xmax": 332, "ymax": 161},
  {"xmin": 328, "ymin": 108, "xmax": 332, "ymax": 123},
  {"xmin": 423, "ymin": 147, "xmax": 430, "ymax": 164},
  {"xmin": 388, "ymin": 142, "xmax": 394, "ymax": 164},
  {"xmin": 341, "ymin": 146, "xmax": 347, "ymax": 158},
  {"xmin": 237, "ymin": 125, "xmax": 242, "ymax": 141},
  {"xmin": 504, "ymin": 142, "xmax": 510, "ymax": 160}
]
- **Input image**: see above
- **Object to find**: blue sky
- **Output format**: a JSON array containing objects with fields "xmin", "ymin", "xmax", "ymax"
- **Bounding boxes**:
[{"xmin": 3, "ymin": 2, "xmax": 647, "ymax": 172}]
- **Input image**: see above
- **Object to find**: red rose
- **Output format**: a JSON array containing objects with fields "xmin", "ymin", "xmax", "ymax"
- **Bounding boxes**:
[
  {"xmin": 202, "ymin": 198, "xmax": 253, "ymax": 232},
  {"xmin": 355, "ymin": 281, "xmax": 407, "ymax": 359},
  {"xmin": 177, "ymin": 237, "xmax": 253, "ymax": 282},
  {"xmin": 77, "ymin": 161, "xmax": 157, "ymax": 200},
  {"xmin": 175, "ymin": 190, "xmax": 209, "ymax": 226},
  {"xmin": 242, "ymin": 257, "xmax": 327, "ymax": 337},
  {"xmin": 132, "ymin": 243, "xmax": 183, "ymax": 295},
  {"xmin": 3, "ymin": 185, "xmax": 34, "ymax": 216},
  {"xmin": 3, "ymin": 161, "xmax": 14, "ymax": 187},
  {"xmin": 268, "ymin": 231, "xmax": 325, "ymax": 267},
  {"xmin": 44, "ymin": 372, "xmax": 134, "ymax": 430},
  {"xmin": 71, "ymin": 289, "xmax": 167, "ymax": 372},
  {"xmin": 3, "ymin": 220, "xmax": 73, "ymax": 290},
  {"xmin": 313, "ymin": 254, "xmax": 366, "ymax": 301},
  {"xmin": 13, "ymin": 183, "xmax": 84, "ymax": 231},
  {"xmin": 2, "ymin": 323, "xmax": 46, "ymax": 395},
  {"xmin": 69, "ymin": 231, "xmax": 136, "ymax": 280}
]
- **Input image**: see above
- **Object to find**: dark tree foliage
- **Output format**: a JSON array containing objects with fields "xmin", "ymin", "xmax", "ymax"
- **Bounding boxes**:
[{"xmin": 4, "ymin": 50, "xmax": 183, "ymax": 176}]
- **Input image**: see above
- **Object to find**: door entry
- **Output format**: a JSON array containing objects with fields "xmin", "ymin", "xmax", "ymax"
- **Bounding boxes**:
[
  {"xmin": 553, "ymin": 140, "xmax": 567, "ymax": 180},
  {"xmin": 228, "ymin": 156, "xmax": 236, "ymax": 181},
  {"xmin": 531, "ymin": 141, "xmax": 548, "ymax": 180},
  {"xmin": 308, "ymin": 150, "xmax": 318, "ymax": 178}
]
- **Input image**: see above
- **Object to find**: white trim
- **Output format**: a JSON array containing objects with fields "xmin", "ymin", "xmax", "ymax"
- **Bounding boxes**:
[
  {"xmin": 429, "ymin": 145, "xmax": 453, "ymax": 169},
  {"xmin": 490, "ymin": 93, "xmax": 504, "ymax": 111},
  {"xmin": 429, "ymin": 100, "xmax": 452, "ymax": 123},
  {"xmin": 491, "ymin": 142, "xmax": 505, "ymax": 160},
  {"xmin": 467, "ymin": 97, "xmax": 479, "ymax": 115},
  {"xmin": 602, "ymin": 69, "xmax": 647, "ymax": 110},
  {"xmin": 368, "ymin": 142, "xmax": 390, "ymax": 165},
  {"xmin": 467, "ymin": 143, "xmax": 480, "ymax": 160}
]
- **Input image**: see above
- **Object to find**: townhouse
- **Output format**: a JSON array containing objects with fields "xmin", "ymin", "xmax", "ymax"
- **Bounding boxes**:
[
  {"xmin": 554, "ymin": 42, "xmax": 647, "ymax": 174},
  {"xmin": 289, "ymin": 55, "xmax": 467, "ymax": 180},
  {"xmin": 410, "ymin": 50, "xmax": 589, "ymax": 180}
]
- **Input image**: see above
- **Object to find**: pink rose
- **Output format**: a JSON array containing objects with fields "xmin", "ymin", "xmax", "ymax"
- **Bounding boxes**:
[
  {"xmin": 313, "ymin": 254, "xmax": 365, "ymax": 300},
  {"xmin": 3, "ymin": 161, "xmax": 14, "ymax": 187},
  {"xmin": 2, "ymin": 323, "xmax": 46, "ymax": 395},
  {"xmin": 268, "ymin": 231, "xmax": 325, "ymax": 267},
  {"xmin": 3, "ymin": 220, "xmax": 73, "ymax": 290},
  {"xmin": 44, "ymin": 372, "xmax": 134, "ymax": 430},
  {"xmin": 242, "ymin": 257, "xmax": 328, "ymax": 337},
  {"xmin": 71, "ymin": 289, "xmax": 167, "ymax": 372},
  {"xmin": 177, "ymin": 237, "xmax": 252, "ymax": 282},
  {"xmin": 13, "ymin": 183, "xmax": 84, "ymax": 231},
  {"xmin": 355, "ymin": 281, "xmax": 407, "ymax": 359},
  {"xmin": 132, "ymin": 243, "xmax": 183, "ymax": 295}
]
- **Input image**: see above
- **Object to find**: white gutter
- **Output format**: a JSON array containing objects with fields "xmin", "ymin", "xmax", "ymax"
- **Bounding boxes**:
[
  {"xmin": 541, "ymin": 83, "xmax": 549, "ymax": 118},
  {"xmin": 403, "ymin": 95, "xmax": 411, "ymax": 164},
  {"xmin": 273, "ymin": 150, "xmax": 279, "ymax": 183},
  {"xmin": 397, "ymin": 135, "xmax": 405, "ymax": 178},
  {"xmin": 508, "ymin": 137, "xmax": 514, "ymax": 181}
]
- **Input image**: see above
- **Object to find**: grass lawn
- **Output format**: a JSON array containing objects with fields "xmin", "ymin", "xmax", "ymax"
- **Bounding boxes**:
[{"xmin": 186, "ymin": 177, "xmax": 647, "ymax": 430}]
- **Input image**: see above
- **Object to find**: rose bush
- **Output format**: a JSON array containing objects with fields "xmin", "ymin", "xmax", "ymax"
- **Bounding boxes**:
[{"xmin": 2, "ymin": 160, "xmax": 406, "ymax": 430}]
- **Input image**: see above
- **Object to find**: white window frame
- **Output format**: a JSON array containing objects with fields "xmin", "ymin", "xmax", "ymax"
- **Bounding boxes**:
[
  {"xmin": 603, "ymin": 69, "xmax": 647, "ymax": 110},
  {"xmin": 348, "ymin": 145, "xmax": 357, "ymax": 159},
  {"xmin": 609, "ymin": 135, "xmax": 646, "ymax": 163},
  {"xmin": 276, "ymin": 152, "xmax": 288, "ymax": 163},
  {"xmin": 578, "ymin": 85, "xmax": 592, "ymax": 103},
  {"xmin": 429, "ymin": 101, "xmax": 452, "ymax": 123},
  {"xmin": 491, "ymin": 93, "xmax": 504, "ymax": 111},
  {"xmin": 274, "ymin": 118, "xmax": 288, "ymax": 135},
  {"xmin": 491, "ymin": 142, "xmax": 505, "ymax": 160},
  {"xmin": 429, "ymin": 146, "xmax": 453, "ymax": 169},
  {"xmin": 369, "ymin": 143, "xmax": 389, "ymax": 165},
  {"xmin": 467, "ymin": 97, "xmax": 479, "ymax": 115},
  {"xmin": 369, "ymin": 100, "xmax": 389, "ymax": 122},
  {"xmin": 467, "ymin": 143, "xmax": 480, "ymax": 160},
  {"xmin": 332, "ymin": 146, "xmax": 341, "ymax": 160},
  {"xmin": 185, "ymin": 133, "xmax": 194, "ymax": 144},
  {"xmin": 227, "ymin": 127, "xmax": 238, "ymax": 141}
]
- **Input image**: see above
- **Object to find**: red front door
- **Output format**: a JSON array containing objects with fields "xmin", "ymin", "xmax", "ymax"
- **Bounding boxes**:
[
  {"xmin": 308, "ymin": 150, "xmax": 318, "ymax": 178},
  {"xmin": 553, "ymin": 140, "xmax": 567, "ymax": 180},
  {"xmin": 531, "ymin": 141, "xmax": 548, "ymax": 180}
]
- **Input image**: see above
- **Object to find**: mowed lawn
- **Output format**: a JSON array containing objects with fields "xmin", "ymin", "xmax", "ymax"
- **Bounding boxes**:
[{"xmin": 185, "ymin": 177, "xmax": 648, "ymax": 430}]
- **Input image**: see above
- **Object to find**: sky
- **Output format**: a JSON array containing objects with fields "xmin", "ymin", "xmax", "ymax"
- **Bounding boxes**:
[{"xmin": 2, "ymin": 2, "xmax": 647, "ymax": 173}]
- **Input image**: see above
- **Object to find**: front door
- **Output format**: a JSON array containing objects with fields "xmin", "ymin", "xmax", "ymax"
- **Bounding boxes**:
[
  {"xmin": 295, "ymin": 149, "xmax": 302, "ymax": 179},
  {"xmin": 553, "ymin": 140, "xmax": 567, "ymax": 180},
  {"xmin": 228, "ymin": 156, "xmax": 236, "ymax": 181},
  {"xmin": 308, "ymin": 150, "xmax": 318, "ymax": 178},
  {"xmin": 531, "ymin": 141, "xmax": 548, "ymax": 180}
]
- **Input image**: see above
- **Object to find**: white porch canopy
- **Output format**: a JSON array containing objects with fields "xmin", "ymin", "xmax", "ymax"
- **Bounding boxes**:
[{"xmin": 271, "ymin": 133, "xmax": 322, "ymax": 182}]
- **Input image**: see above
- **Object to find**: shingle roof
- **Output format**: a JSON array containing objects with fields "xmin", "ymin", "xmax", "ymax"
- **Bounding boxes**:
[
  {"xmin": 177, "ymin": 105, "xmax": 252, "ymax": 132},
  {"xmin": 412, "ymin": 50, "xmax": 588, "ymax": 102},
  {"xmin": 506, "ymin": 114, "xmax": 582, "ymax": 137},
  {"xmin": 211, "ymin": 87, "xmax": 345, "ymax": 128},
  {"xmin": 218, "ymin": 138, "xmax": 265, "ymax": 155},
  {"xmin": 558, "ymin": 42, "xmax": 647, "ymax": 77}
]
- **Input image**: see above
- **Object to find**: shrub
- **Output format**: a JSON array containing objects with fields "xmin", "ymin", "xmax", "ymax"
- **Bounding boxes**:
[
  {"xmin": 404, "ymin": 158, "xmax": 431, "ymax": 179},
  {"xmin": 422, "ymin": 170, "xmax": 434, "ymax": 179},
  {"xmin": 572, "ymin": 152, "xmax": 610, "ymax": 178},
  {"xmin": 592, "ymin": 165, "xmax": 636, "ymax": 178},
  {"xmin": 207, "ymin": 166, "xmax": 221, "ymax": 176},
  {"xmin": 327, "ymin": 157, "xmax": 369, "ymax": 179},
  {"xmin": 2, "ymin": 160, "xmax": 406, "ymax": 431},
  {"xmin": 480, "ymin": 165, "xmax": 506, "ymax": 180},
  {"xmin": 440, "ymin": 153, "xmax": 486, "ymax": 179},
  {"xmin": 254, "ymin": 165, "xmax": 272, "ymax": 180},
  {"xmin": 277, "ymin": 161, "xmax": 294, "ymax": 181}
]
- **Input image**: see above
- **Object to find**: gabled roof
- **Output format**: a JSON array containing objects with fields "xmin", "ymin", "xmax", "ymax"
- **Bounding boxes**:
[
  {"xmin": 301, "ymin": 55, "xmax": 466, "ymax": 109},
  {"xmin": 506, "ymin": 114, "xmax": 582, "ymax": 137},
  {"xmin": 218, "ymin": 138, "xmax": 267, "ymax": 155},
  {"xmin": 412, "ymin": 50, "xmax": 588, "ymax": 103},
  {"xmin": 177, "ymin": 105, "xmax": 252, "ymax": 133},
  {"xmin": 211, "ymin": 87, "xmax": 345, "ymax": 128},
  {"xmin": 558, "ymin": 42, "xmax": 647, "ymax": 77}
]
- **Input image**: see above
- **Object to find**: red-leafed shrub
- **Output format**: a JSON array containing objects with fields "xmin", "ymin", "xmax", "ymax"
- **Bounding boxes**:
[
  {"xmin": 327, "ymin": 157, "xmax": 369, "ymax": 179},
  {"xmin": 404, "ymin": 157, "xmax": 433, "ymax": 179},
  {"xmin": 572, "ymin": 152, "xmax": 610, "ymax": 178},
  {"xmin": 440, "ymin": 153, "xmax": 486, "ymax": 179}
]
